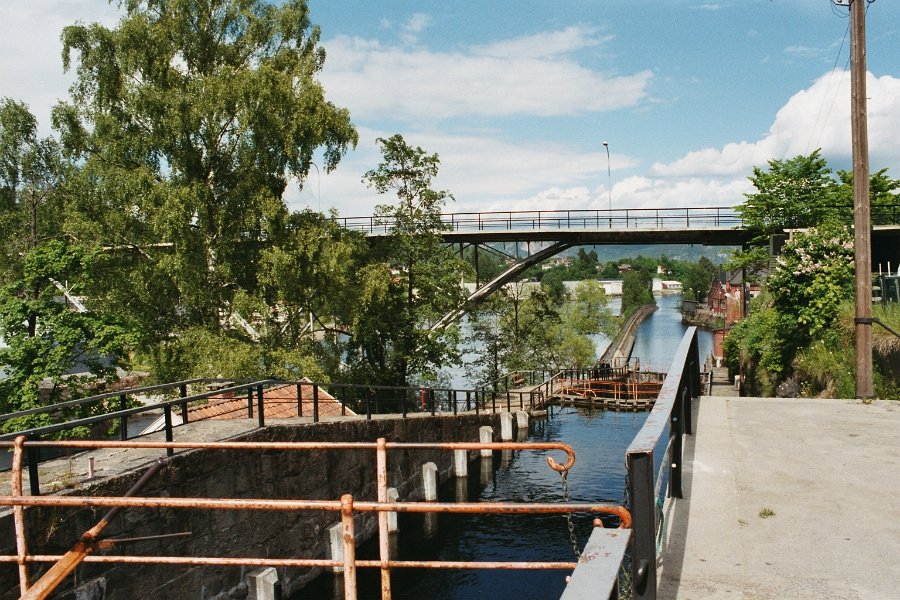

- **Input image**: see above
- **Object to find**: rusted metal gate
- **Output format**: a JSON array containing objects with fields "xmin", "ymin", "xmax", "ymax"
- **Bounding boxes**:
[{"xmin": 0, "ymin": 437, "xmax": 631, "ymax": 600}]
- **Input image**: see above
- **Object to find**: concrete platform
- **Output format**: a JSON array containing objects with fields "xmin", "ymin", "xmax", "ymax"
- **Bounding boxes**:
[{"xmin": 658, "ymin": 396, "xmax": 900, "ymax": 600}]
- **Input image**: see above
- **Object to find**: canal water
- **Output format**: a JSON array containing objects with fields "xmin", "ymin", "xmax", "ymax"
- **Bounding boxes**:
[{"xmin": 295, "ymin": 293, "xmax": 711, "ymax": 599}]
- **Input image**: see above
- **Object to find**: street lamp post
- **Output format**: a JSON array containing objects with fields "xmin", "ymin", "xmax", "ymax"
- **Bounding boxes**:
[{"xmin": 602, "ymin": 141, "xmax": 612, "ymax": 222}]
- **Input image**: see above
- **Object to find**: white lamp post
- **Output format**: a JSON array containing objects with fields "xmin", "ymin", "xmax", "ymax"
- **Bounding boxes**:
[{"xmin": 602, "ymin": 141, "xmax": 611, "ymax": 214}]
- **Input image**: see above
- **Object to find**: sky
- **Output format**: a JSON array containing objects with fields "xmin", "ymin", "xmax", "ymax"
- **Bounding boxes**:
[{"xmin": 2, "ymin": 0, "xmax": 899, "ymax": 218}]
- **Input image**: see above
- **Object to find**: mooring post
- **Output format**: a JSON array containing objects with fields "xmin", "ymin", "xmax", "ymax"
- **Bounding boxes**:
[
  {"xmin": 386, "ymin": 487, "xmax": 399, "ymax": 533},
  {"xmin": 422, "ymin": 462, "xmax": 438, "ymax": 501},
  {"xmin": 246, "ymin": 567, "xmax": 278, "ymax": 600},
  {"xmin": 515, "ymin": 411, "xmax": 529, "ymax": 430},
  {"xmin": 500, "ymin": 412, "xmax": 513, "ymax": 441},
  {"xmin": 479, "ymin": 426, "xmax": 493, "ymax": 458},
  {"xmin": 453, "ymin": 449, "xmax": 468, "ymax": 478}
]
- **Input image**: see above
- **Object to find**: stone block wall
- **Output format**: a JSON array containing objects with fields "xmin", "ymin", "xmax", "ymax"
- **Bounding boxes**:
[{"xmin": 0, "ymin": 413, "xmax": 500, "ymax": 600}]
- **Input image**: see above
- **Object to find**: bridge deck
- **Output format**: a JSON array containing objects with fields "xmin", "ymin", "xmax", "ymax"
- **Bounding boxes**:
[{"xmin": 658, "ymin": 396, "xmax": 900, "ymax": 599}]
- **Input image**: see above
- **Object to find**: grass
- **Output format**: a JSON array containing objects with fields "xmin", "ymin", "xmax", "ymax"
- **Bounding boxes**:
[{"xmin": 758, "ymin": 507, "xmax": 775, "ymax": 519}]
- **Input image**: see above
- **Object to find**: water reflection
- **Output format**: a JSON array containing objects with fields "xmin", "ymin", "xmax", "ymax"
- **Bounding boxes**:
[
  {"xmin": 295, "ymin": 409, "xmax": 646, "ymax": 600},
  {"xmin": 296, "ymin": 293, "xmax": 709, "ymax": 599}
]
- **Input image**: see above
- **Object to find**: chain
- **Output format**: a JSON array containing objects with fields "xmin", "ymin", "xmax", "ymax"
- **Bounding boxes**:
[{"xmin": 560, "ymin": 471, "xmax": 581, "ymax": 559}]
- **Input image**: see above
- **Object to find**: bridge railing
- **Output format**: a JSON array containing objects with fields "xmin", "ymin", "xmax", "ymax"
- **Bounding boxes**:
[
  {"xmin": 335, "ymin": 206, "xmax": 743, "ymax": 234},
  {"xmin": 624, "ymin": 327, "xmax": 700, "ymax": 600}
]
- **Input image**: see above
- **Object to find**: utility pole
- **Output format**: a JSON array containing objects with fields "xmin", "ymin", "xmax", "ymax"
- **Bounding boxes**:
[{"xmin": 850, "ymin": 0, "xmax": 873, "ymax": 399}]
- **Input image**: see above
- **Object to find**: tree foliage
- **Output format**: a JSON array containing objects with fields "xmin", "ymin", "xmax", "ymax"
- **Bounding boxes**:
[
  {"xmin": 724, "ymin": 225, "xmax": 855, "ymax": 397},
  {"xmin": 53, "ymin": 0, "xmax": 357, "ymax": 337},
  {"xmin": 348, "ymin": 135, "xmax": 470, "ymax": 387},
  {"xmin": 0, "ymin": 242, "xmax": 135, "ymax": 431},
  {"xmin": 737, "ymin": 150, "xmax": 838, "ymax": 237},
  {"xmin": 467, "ymin": 279, "xmax": 616, "ymax": 377},
  {"xmin": 620, "ymin": 270, "xmax": 655, "ymax": 316}
]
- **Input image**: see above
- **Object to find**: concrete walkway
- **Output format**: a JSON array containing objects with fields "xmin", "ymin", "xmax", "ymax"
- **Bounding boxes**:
[
  {"xmin": 708, "ymin": 367, "xmax": 739, "ymax": 397},
  {"xmin": 658, "ymin": 396, "xmax": 900, "ymax": 600}
]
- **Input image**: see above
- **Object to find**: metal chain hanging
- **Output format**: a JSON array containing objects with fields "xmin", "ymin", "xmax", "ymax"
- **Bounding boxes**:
[{"xmin": 559, "ymin": 470, "xmax": 581, "ymax": 559}]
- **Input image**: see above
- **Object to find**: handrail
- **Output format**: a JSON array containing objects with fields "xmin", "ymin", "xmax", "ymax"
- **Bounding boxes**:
[
  {"xmin": 0, "ymin": 436, "xmax": 631, "ymax": 600},
  {"xmin": 625, "ymin": 327, "xmax": 700, "ymax": 600},
  {"xmin": 334, "ymin": 202, "xmax": 900, "ymax": 235},
  {"xmin": 334, "ymin": 206, "xmax": 745, "ymax": 234},
  {"xmin": 0, "ymin": 378, "xmax": 217, "ymax": 424}
]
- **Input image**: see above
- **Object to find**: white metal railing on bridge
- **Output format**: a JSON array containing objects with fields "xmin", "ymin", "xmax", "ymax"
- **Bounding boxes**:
[{"xmin": 335, "ymin": 206, "xmax": 743, "ymax": 234}]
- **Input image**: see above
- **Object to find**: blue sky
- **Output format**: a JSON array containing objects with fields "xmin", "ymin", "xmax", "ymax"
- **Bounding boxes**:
[{"xmin": 3, "ymin": 1, "xmax": 899, "ymax": 216}]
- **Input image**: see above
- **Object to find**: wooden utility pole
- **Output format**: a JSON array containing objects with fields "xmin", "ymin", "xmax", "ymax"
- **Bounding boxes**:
[{"xmin": 850, "ymin": 0, "xmax": 873, "ymax": 399}]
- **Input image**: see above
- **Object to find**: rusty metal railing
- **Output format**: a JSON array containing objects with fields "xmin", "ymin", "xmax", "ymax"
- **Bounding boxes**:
[{"xmin": 0, "ymin": 436, "xmax": 631, "ymax": 600}]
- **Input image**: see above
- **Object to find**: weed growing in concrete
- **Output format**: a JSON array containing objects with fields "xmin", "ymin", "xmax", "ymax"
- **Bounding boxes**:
[{"xmin": 758, "ymin": 507, "xmax": 775, "ymax": 519}]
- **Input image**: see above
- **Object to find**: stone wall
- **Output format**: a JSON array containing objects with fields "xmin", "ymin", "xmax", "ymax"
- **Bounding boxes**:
[{"xmin": 0, "ymin": 413, "xmax": 500, "ymax": 600}]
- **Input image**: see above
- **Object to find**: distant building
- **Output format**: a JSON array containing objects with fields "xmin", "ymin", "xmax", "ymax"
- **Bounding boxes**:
[
  {"xmin": 707, "ymin": 270, "xmax": 761, "ymax": 326},
  {"xmin": 652, "ymin": 278, "xmax": 683, "ymax": 293}
]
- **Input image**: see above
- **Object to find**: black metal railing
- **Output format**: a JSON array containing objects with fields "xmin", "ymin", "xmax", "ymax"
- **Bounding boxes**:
[
  {"xmin": 0, "ymin": 378, "xmax": 491, "ymax": 494},
  {"xmin": 625, "ymin": 327, "xmax": 700, "ymax": 600}
]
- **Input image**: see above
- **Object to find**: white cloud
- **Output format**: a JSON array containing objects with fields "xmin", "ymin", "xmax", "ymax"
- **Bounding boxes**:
[
  {"xmin": 649, "ymin": 70, "xmax": 900, "ymax": 179},
  {"xmin": 298, "ymin": 70, "xmax": 900, "ymax": 217},
  {"xmin": 404, "ymin": 13, "xmax": 432, "ymax": 35},
  {"xmin": 319, "ymin": 31, "xmax": 652, "ymax": 120},
  {"xmin": 472, "ymin": 25, "xmax": 612, "ymax": 60},
  {"xmin": 284, "ymin": 126, "xmax": 639, "ymax": 216},
  {"xmin": 784, "ymin": 45, "xmax": 826, "ymax": 59}
]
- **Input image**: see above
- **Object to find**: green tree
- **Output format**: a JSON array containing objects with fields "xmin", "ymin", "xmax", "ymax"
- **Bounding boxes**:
[
  {"xmin": 350, "ymin": 135, "xmax": 469, "ymax": 387},
  {"xmin": 621, "ymin": 270, "xmax": 655, "ymax": 316},
  {"xmin": 0, "ymin": 98, "xmax": 67, "ymax": 285},
  {"xmin": 676, "ymin": 256, "xmax": 718, "ymax": 302},
  {"xmin": 833, "ymin": 168, "xmax": 900, "ymax": 224},
  {"xmin": 737, "ymin": 150, "xmax": 839, "ymax": 237},
  {"xmin": 53, "ymin": 0, "xmax": 357, "ymax": 346},
  {"xmin": 724, "ymin": 224, "xmax": 855, "ymax": 396},
  {"xmin": 0, "ymin": 242, "xmax": 135, "ymax": 432}
]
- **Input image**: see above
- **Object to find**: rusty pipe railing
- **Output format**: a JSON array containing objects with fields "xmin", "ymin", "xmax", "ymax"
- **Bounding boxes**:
[{"xmin": 1, "ymin": 437, "xmax": 630, "ymax": 600}]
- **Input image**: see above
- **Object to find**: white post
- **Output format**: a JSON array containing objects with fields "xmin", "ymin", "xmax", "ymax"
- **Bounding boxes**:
[
  {"xmin": 479, "ymin": 426, "xmax": 493, "ymax": 457},
  {"xmin": 247, "ymin": 567, "xmax": 279, "ymax": 600},
  {"xmin": 453, "ymin": 449, "xmax": 468, "ymax": 478},
  {"xmin": 422, "ymin": 462, "xmax": 438, "ymax": 501},
  {"xmin": 515, "ymin": 410, "xmax": 529, "ymax": 430},
  {"xmin": 328, "ymin": 522, "xmax": 344, "ymax": 573},
  {"xmin": 387, "ymin": 487, "xmax": 399, "ymax": 533},
  {"xmin": 500, "ymin": 412, "xmax": 514, "ymax": 441}
]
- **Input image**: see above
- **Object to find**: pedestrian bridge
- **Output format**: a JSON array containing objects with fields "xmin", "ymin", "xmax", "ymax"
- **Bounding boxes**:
[{"xmin": 335, "ymin": 206, "xmax": 752, "ymax": 246}]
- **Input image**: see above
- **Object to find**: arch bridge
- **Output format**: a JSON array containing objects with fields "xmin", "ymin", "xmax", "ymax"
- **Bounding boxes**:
[{"xmin": 336, "ymin": 206, "xmax": 753, "ymax": 329}]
